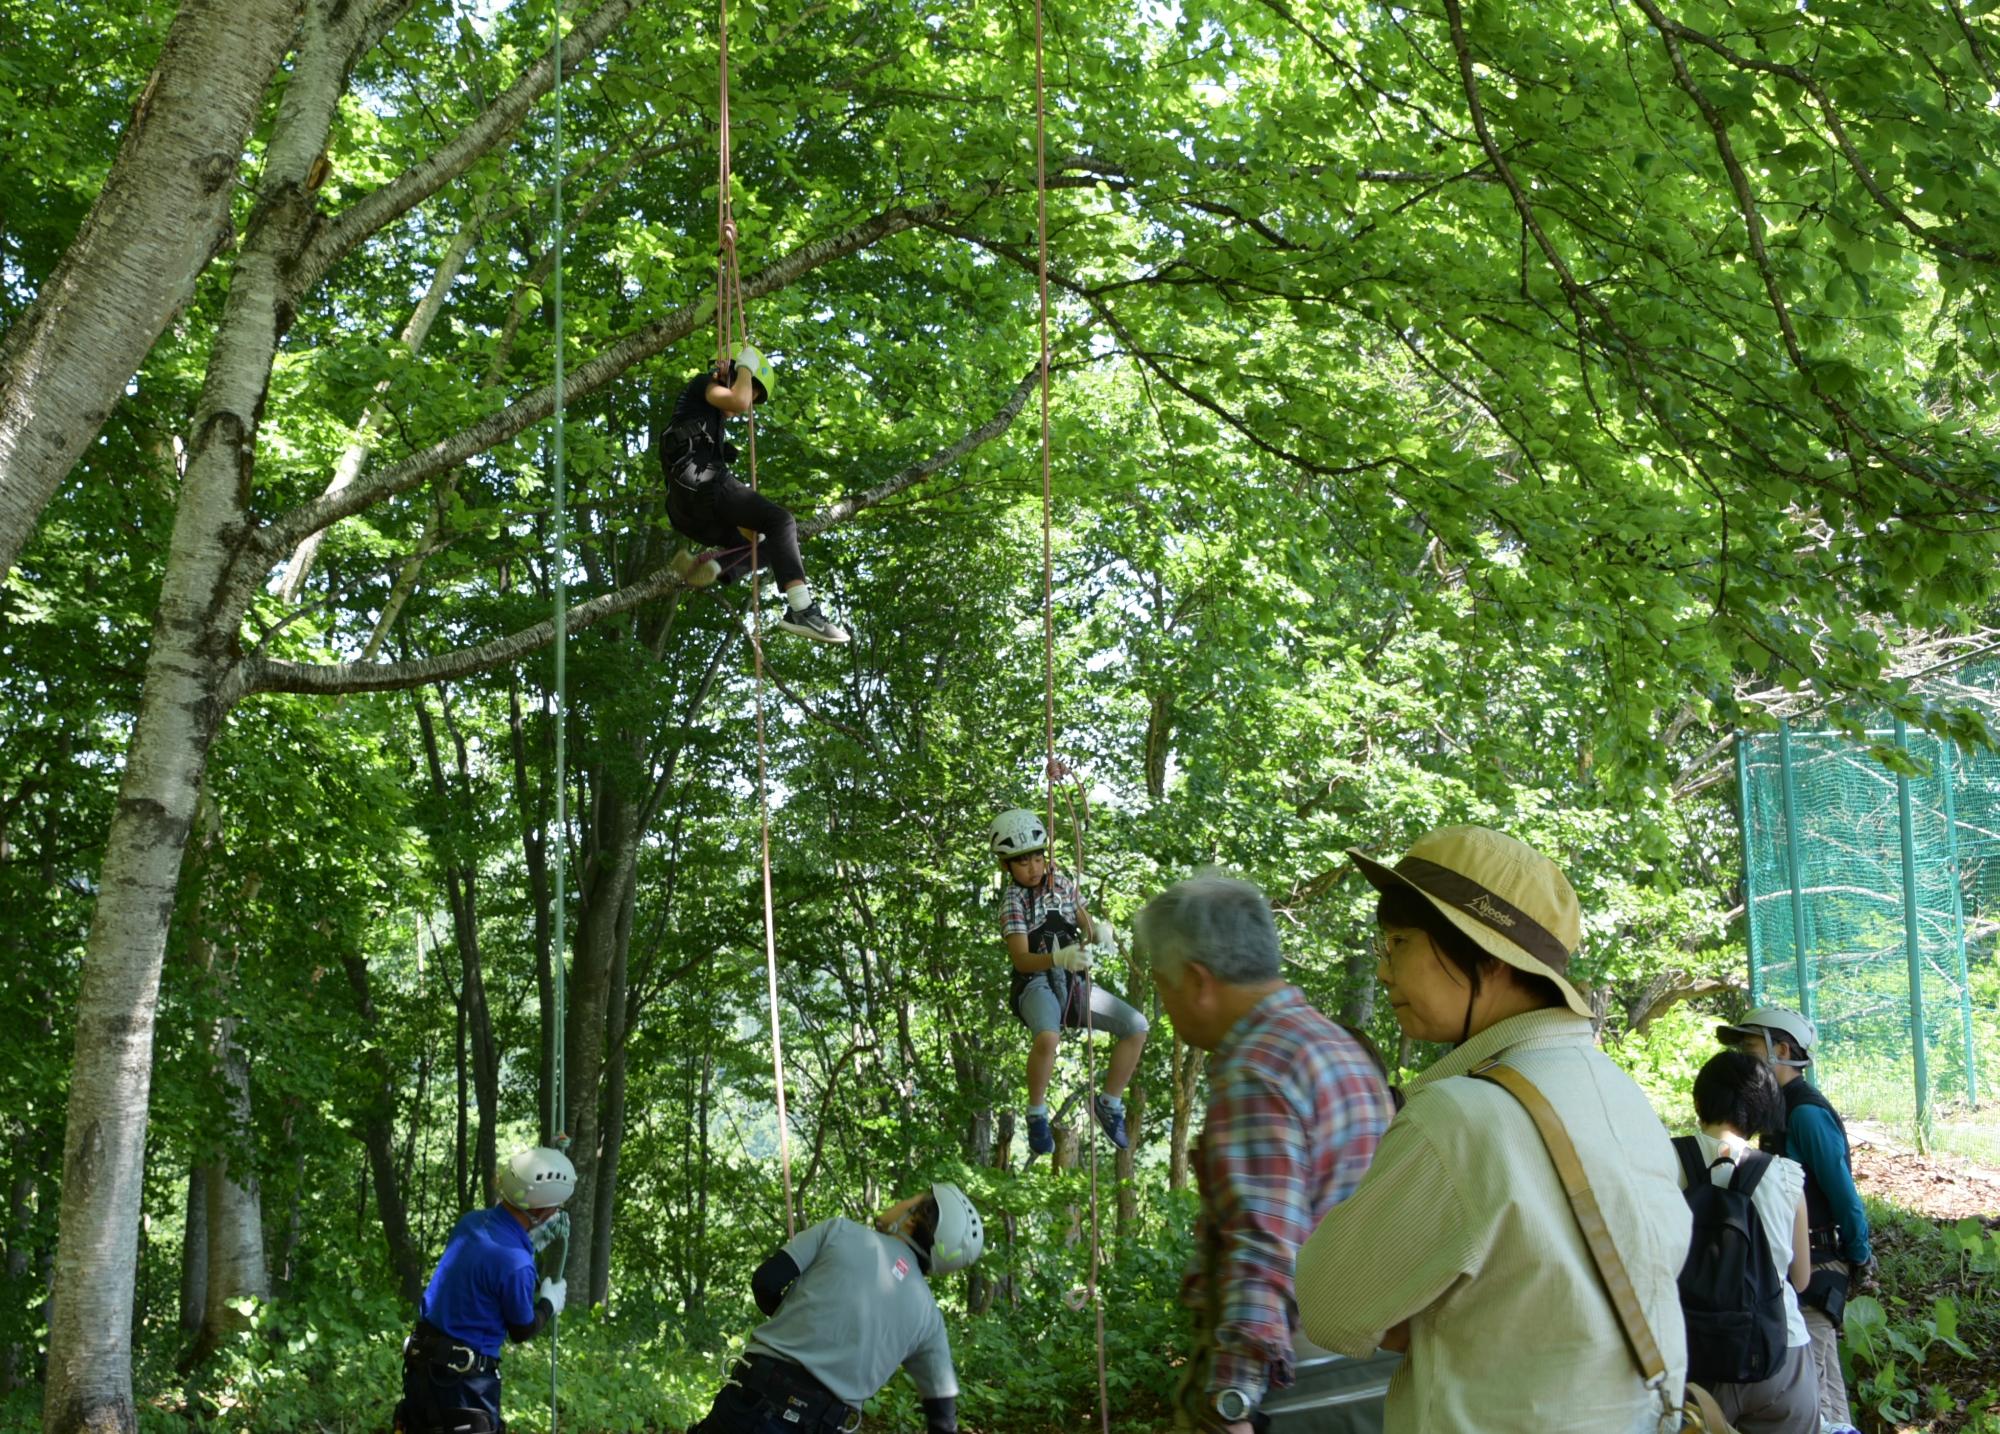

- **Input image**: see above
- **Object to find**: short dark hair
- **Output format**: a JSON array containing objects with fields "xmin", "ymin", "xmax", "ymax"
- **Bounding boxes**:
[
  {"xmin": 1375, "ymin": 885, "xmax": 1565, "ymax": 1011},
  {"xmin": 1692, "ymin": 1049, "xmax": 1784, "ymax": 1136}
]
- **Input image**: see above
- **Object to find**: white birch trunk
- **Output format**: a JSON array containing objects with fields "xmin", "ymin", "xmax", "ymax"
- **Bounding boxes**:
[
  {"xmin": 0, "ymin": 0, "xmax": 297, "ymax": 585},
  {"xmin": 198, "ymin": 1016, "xmax": 270, "ymax": 1351},
  {"xmin": 41, "ymin": 6, "xmax": 388, "ymax": 1428}
]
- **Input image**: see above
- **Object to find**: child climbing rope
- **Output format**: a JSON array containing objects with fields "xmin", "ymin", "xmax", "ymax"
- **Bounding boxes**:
[
  {"xmin": 989, "ymin": 808, "xmax": 1147, "ymax": 1155},
  {"xmin": 655, "ymin": 336, "xmax": 849, "ymax": 644}
]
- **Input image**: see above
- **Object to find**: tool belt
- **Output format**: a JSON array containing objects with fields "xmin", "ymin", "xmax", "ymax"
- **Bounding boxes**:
[
  {"xmin": 732, "ymin": 1354, "xmax": 861, "ymax": 1432},
  {"xmin": 404, "ymin": 1320, "xmax": 500, "ymax": 1377}
]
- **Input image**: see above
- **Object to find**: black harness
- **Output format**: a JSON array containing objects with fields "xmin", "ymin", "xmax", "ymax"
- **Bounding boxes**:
[
  {"xmin": 403, "ymin": 1320, "xmax": 500, "ymax": 1377},
  {"xmin": 732, "ymin": 1354, "xmax": 862, "ymax": 1432}
]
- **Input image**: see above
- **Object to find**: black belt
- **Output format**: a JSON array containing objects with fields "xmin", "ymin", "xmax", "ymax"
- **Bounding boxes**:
[
  {"xmin": 405, "ymin": 1321, "xmax": 500, "ymax": 1376},
  {"xmin": 733, "ymin": 1355, "xmax": 861, "ymax": 1432}
]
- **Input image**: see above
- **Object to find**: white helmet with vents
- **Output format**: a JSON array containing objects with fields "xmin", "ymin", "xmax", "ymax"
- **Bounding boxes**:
[
  {"xmin": 496, "ymin": 1146, "xmax": 577, "ymax": 1209},
  {"xmin": 1717, "ymin": 1007, "xmax": 1816, "ymax": 1069},
  {"xmin": 989, "ymin": 809, "xmax": 1048, "ymax": 862},
  {"xmin": 926, "ymin": 1182, "xmax": 985, "ymax": 1275}
]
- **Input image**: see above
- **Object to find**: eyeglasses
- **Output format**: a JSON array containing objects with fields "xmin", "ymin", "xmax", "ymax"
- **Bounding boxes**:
[{"xmin": 1372, "ymin": 931, "xmax": 1422, "ymax": 963}]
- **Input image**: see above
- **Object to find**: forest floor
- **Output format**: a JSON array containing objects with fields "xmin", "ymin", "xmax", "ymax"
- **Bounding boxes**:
[{"xmin": 1846, "ymin": 1120, "xmax": 2000, "ymax": 1434}]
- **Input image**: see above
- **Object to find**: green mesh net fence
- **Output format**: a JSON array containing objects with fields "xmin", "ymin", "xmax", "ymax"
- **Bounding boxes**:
[{"xmin": 1738, "ymin": 677, "xmax": 2000, "ymax": 1132}]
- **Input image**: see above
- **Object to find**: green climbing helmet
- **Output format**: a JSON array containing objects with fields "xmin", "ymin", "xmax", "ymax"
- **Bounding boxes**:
[{"xmin": 733, "ymin": 342, "xmax": 775, "ymax": 405}]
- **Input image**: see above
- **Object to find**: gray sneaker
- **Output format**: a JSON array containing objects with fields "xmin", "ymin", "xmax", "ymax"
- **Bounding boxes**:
[{"xmin": 775, "ymin": 600, "xmax": 850, "ymax": 644}]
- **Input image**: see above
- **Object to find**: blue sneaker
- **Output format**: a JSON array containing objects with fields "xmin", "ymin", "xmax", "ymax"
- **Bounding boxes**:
[
  {"xmin": 1026, "ymin": 1109, "xmax": 1054, "ymax": 1156},
  {"xmin": 1093, "ymin": 1096, "xmax": 1129, "ymax": 1150}
]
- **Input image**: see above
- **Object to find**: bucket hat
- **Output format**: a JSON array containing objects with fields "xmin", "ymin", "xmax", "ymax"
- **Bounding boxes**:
[{"xmin": 1347, "ymin": 825, "xmax": 1592, "ymax": 1020}]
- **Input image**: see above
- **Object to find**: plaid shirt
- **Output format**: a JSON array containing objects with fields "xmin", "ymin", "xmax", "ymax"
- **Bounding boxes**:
[
  {"xmin": 1000, "ymin": 870, "xmax": 1081, "ymax": 945},
  {"xmin": 1185, "ymin": 985, "xmax": 1391, "ymax": 1404}
]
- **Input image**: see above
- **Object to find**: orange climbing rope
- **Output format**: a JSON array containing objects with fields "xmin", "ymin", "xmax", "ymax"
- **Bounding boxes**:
[
  {"xmin": 717, "ymin": 0, "xmax": 797, "ymax": 1241},
  {"xmin": 1033, "ymin": 2, "xmax": 1110, "ymax": 1427}
]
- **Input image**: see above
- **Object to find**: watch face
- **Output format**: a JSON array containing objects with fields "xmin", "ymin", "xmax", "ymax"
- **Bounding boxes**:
[{"xmin": 1213, "ymin": 1388, "xmax": 1251, "ymax": 1422}]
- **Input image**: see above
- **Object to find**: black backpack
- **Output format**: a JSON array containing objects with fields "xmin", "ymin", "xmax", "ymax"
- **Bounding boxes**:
[{"xmin": 1673, "ymin": 1136, "xmax": 1790, "ymax": 1386}]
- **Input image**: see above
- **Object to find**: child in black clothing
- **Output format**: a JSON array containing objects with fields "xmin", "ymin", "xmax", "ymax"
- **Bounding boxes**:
[{"xmin": 656, "ymin": 343, "xmax": 849, "ymax": 644}]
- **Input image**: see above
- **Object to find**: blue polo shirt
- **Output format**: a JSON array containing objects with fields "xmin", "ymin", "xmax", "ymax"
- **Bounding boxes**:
[{"xmin": 419, "ymin": 1205, "xmax": 538, "ymax": 1357}]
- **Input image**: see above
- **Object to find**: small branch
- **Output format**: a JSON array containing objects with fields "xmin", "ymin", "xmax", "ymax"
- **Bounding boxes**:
[{"xmin": 294, "ymin": 0, "xmax": 651, "ymax": 293}]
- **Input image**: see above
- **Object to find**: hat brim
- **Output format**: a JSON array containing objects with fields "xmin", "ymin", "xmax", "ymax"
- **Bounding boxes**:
[{"xmin": 1349, "ymin": 846, "xmax": 1594, "ymax": 1021}]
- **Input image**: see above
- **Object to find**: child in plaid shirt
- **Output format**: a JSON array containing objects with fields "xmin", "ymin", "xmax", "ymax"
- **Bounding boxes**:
[{"xmin": 987, "ymin": 809, "xmax": 1149, "ymax": 1155}]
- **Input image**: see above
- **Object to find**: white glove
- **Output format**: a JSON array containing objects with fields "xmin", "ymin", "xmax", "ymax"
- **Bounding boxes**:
[
  {"xmin": 1088, "ymin": 919, "xmax": 1118, "ymax": 953},
  {"xmin": 1051, "ymin": 944, "xmax": 1091, "ymax": 974},
  {"xmin": 538, "ymin": 1276, "xmax": 567, "ymax": 1315}
]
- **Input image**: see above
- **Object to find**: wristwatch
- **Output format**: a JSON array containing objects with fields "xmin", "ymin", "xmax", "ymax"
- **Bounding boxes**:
[{"xmin": 1211, "ymin": 1387, "xmax": 1256, "ymax": 1424}]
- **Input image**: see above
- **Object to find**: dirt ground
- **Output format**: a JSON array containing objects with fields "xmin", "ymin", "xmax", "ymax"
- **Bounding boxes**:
[{"xmin": 1850, "ymin": 1120, "xmax": 2000, "ymax": 1221}]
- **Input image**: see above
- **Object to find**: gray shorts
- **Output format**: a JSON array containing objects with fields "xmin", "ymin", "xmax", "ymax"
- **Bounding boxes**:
[{"xmin": 1015, "ymin": 972, "xmax": 1149, "ymax": 1040}]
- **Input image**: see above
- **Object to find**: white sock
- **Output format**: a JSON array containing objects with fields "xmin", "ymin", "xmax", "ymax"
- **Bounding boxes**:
[
  {"xmin": 786, "ymin": 584, "xmax": 813, "ymax": 611},
  {"xmin": 1028, "ymin": 1103, "xmax": 1049, "ymax": 1118},
  {"xmin": 1098, "ymin": 1094, "xmax": 1124, "ymax": 1113}
]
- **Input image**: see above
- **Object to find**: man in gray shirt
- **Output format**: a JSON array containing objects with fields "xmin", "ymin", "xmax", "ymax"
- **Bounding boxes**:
[{"xmin": 688, "ymin": 1182, "xmax": 983, "ymax": 1433}]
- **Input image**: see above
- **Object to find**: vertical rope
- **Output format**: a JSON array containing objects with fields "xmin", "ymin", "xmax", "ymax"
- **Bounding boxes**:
[
  {"xmin": 1033, "ymin": 5, "xmax": 1110, "ymax": 1428},
  {"xmin": 719, "ymin": 0, "xmax": 797, "ymax": 1240},
  {"xmin": 546, "ymin": 1, "xmax": 569, "ymax": 1428}
]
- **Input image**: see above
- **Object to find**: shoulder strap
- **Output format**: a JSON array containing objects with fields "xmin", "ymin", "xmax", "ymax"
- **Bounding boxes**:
[
  {"xmin": 1728, "ymin": 1149, "xmax": 1773, "ymax": 1198},
  {"xmin": 1672, "ymin": 1135, "xmax": 1708, "ymax": 1191},
  {"xmin": 1469, "ymin": 1061, "xmax": 1668, "ymax": 1384}
]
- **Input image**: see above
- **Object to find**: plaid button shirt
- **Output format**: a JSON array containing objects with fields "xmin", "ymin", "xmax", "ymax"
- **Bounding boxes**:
[{"xmin": 1185, "ymin": 985, "xmax": 1391, "ymax": 1404}]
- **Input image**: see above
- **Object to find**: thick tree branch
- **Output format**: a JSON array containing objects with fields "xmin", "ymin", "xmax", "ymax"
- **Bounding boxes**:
[
  {"xmin": 256, "ymin": 196, "xmax": 961, "ymax": 561},
  {"xmin": 237, "ymin": 365, "xmax": 1039, "ymax": 698},
  {"xmin": 293, "ymin": 0, "xmax": 652, "ymax": 293}
]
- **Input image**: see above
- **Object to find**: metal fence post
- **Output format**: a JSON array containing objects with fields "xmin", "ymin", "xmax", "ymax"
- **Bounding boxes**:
[
  {"xmin": 1737, "ymin": 736, "xmax": 1764, "ymax": 1007},
  {"xmin": 1940, "ymin": 738, "xmax": 1978, "ymax": 1109},
  {"xmin": 1894, "ymin": 718, "xmax": 1931, "ymax": 1141},
  {"xmin": 1778, "ymin": 719, "xmax": 1813, "ymax": 1021}
]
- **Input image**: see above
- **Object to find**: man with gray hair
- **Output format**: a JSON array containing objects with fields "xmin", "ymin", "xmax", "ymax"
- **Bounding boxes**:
[{"xmin": 1139, "ymin": 876, "xmax": 1392, "ymax": 1434}]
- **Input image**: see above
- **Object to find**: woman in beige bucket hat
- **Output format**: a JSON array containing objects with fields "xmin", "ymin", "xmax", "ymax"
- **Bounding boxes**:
[{"xmin": 1297, "ymin": 825, "xmax": 1694, "ymax": 1434}]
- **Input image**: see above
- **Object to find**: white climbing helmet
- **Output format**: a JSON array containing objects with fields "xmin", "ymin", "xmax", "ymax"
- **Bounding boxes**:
[
  {"xmin": 989, "ymin": 808, "xmax": 1048, "ymax": 862},
  {"xmin": 1717, "ymin": 1007, "xmax": 1816, "ymax": 1069},
  {"xmin": 733, "ymin": 342, "xmax": 775, "ymax": 405},
  {"xmin": 496, "ymin": 1146, "xmax": 577, "ymax": 1209},
  {"xmin": 926, "ymin": 1181, "xmax": 985, "ymax": 1275}
]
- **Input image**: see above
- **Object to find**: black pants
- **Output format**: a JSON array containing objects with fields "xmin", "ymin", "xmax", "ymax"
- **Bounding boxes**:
[
  {"xmin": 689, "ymin": 1357, "xmax": 856, "ymax": 1433},
  {"xmin": 396, "ymin": 1363, "xmax": 502, "ymax": 1433},
  {"xmin": 666, "ymin": 463, "xmax": 806, "ymax": 590}
]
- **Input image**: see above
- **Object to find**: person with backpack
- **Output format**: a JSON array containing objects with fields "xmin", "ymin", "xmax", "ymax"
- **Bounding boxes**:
[
  {"xmin": 988, "ymin": 808, "xmax": 1148, "ymax": 1154},
  {"xmin": 1674, "ymin": 1049, "xmax": 1816, "ymax": 1434},
  {"xmin": 1718, "ymin": 1008, "xmax": 1874, "ymax": 1433},
  {"xmin": 654, "ymin": 342, "xmax": 850, "ymax": 644},
  {"xmin": 685, "ymin": 1182, "xmax": 983, "ymax": 1433}
]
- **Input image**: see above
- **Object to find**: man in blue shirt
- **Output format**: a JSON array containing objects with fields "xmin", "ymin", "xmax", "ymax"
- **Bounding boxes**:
[
  {"xmin": 395, "ymin": 1147, "xmax": 574, "ymax": 1434},
  {"xmin": 1719, "ymin": 1008, "xmax": 1874, "ymax": 1434}
]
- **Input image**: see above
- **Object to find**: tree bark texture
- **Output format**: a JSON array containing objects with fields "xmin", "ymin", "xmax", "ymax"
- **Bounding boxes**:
[
  {"xmin": 0, "ymin": 0, "xmax": 298, "ymax": 587},
  {"xmin": 193, "ymin": 1016, "xmax": 271, "ymax": 1361},
  {"xmin": 41, "ymin": 8, "xmax": 392, "ymax": 1424},
  {"xmin": 176, "ymin": 1167, "xmax": 208, "ymax": 1333}
]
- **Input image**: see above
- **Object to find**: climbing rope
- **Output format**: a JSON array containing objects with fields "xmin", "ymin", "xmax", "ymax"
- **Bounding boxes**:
[
  {"xmin": 546, "ymin": 0, "xmax": 571, "ymax": 1428},
  {"xmin": 1032, "ymin": 2, "xmax": 1110, "ymax": 1427},
  {"xmin": 718, "ymin": 0, "xmax": 798, "ymax": 1241}
]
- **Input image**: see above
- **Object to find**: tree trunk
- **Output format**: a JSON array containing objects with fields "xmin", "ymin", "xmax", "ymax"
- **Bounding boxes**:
[
  {"xmin": 340, "ymin": 952, "xmax": 429, "ymax": 1307},
  {"xmin": 4, "ymin": 1155, "xmax": 39, "ymax": 1392},
  {"xmin": 177, "ymin": 1160, "xmax": 210, "ymax": 1328},
  {"xmin": 588, "ymin": 882, "xmax": 634, "ymax": 1307},
  {"xmin": 42, "ymin": 8, "xmax": 389, "ymax": 1425},
  {"xmin": 0, "ymin": 0, "xmax": 297, "ymax": 586},
  {"xmin": 560, "ymin": 777, "xmax": 643, "ymax": 1298},
  {"xmin": 1168, "ymin": 1038, "xmax": 1205, "ymax": 1192},
  {"xmin": 192, "ymin": 1016, "xmax": 270, "ymax": 1361},
  {"xmin": 416, "ymin": 694, "xmax": 498, "ymax": 1204}
]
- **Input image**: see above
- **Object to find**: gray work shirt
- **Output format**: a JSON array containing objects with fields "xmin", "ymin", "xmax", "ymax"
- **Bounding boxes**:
[{"xmin": 748, "ymin": 1218, "xmax": 959, "ymax": 1405}]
